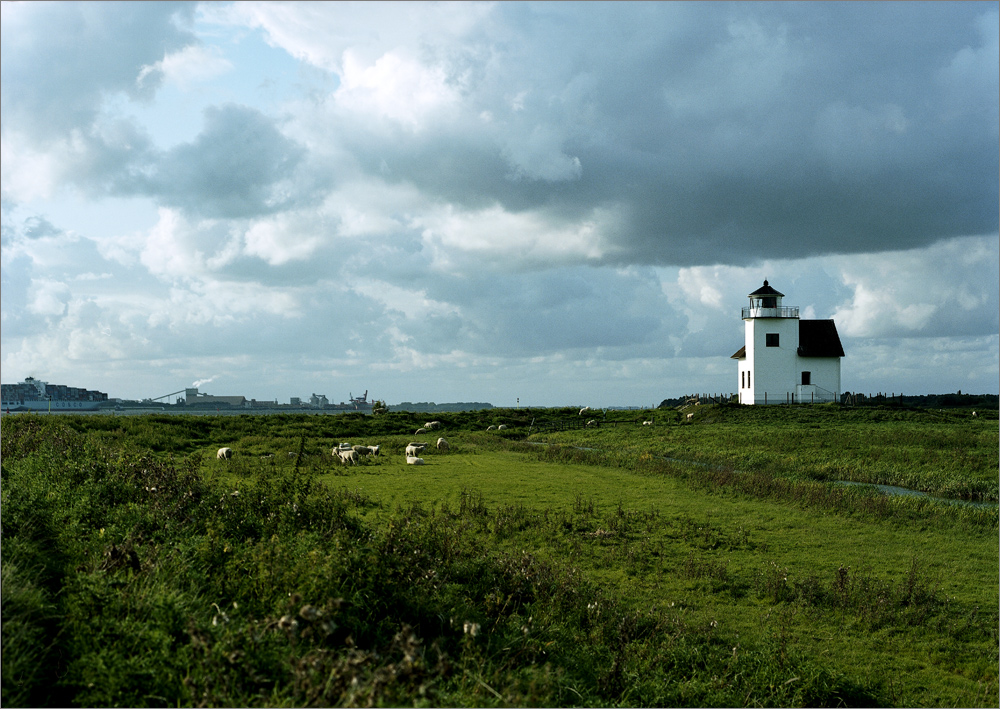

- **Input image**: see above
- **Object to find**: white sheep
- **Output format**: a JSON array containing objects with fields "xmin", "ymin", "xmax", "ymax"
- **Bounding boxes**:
[
  {"xmin": 406, "ymin": 456, "xmax": 425, "ymax": 465},
  {"xmin": 642, "ymin": 420, "xmax": 652, "ymax": 426},
  {"xmin": 972, "ymin": 411, "xmax": 977, "ymax": 417},
  {"xmin": 497, "ymin": 424, "xmax": 507, "ymax": 430},
  {"xmin": 579, "ymin": 407, "xmax": 590, "ymax": 416},
  {"xmin": 405, "ymin": 443, "xmax": 427, "ymax": 457},
  {"xmin": 217, "ymin": 447, "xmax": 233, "ymax": 460},
  {"xmin": 338, "ymin": 449, "xmax": 358, "ymax": 465},
  {"xmin": 415, "ymin": 428, "xmax": 429, "ymax": 434},
  {"xmin": 369, "ymin": 445, "xmax": 381, "ymax": 456},
  {"xmin": 486, "ymin": 425, "xmax": 496, "ymax": 431},
  {"xmin": 425, "ymin": 421, "xmax": 442, "ymax": 430},
  {"xmin": 586, "ymin": 419, "xmax": 597, "ymax": 426},
  {"xmin": 436, "ymin": 437, "xmax": 449, "ymax": 450},
  {"xmin": 686, "ymin": 413, "xmax": 694, "ymax": 421}
]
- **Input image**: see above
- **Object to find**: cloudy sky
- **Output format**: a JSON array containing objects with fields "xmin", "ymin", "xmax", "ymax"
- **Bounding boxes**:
[{"xmin": 2, "ymin": 1, "xmax": 997, "ymax": 407}]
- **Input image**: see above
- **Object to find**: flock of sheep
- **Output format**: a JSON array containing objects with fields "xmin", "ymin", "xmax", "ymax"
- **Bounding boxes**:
[{"xmin": 214, "ymin": 419, "xmax": 467, "ymax": 467}]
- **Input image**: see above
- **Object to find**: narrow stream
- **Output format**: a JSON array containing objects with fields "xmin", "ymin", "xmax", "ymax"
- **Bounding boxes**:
[{"xmin": 527, "ymin": 442, "xmax": 998, "ymax": 509}]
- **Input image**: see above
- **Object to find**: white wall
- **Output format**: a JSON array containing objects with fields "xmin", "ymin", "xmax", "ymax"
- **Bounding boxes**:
[{"xmin": 745, "ymin": 316, "xmax": 800, "ymax": 405}]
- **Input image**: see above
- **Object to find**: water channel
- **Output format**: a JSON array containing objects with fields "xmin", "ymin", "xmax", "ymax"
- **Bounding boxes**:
[{"xmin": 530, "ymin": 443, "xmax": 998, "ymax": 510}]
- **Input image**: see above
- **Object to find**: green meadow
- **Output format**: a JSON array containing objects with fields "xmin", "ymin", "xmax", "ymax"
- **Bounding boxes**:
[{"xmin": 2, "ymin": 405, "xmax": 997, "ymax": 707}]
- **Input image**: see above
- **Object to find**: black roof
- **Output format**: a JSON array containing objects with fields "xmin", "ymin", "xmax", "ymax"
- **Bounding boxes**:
[
  {"xmin": 748, "ymin": 279, "xmax": 784, "ymax": 297},
  {"xmin": 797, "ymin": 320, "xmax": 845, "ymax": 357},
  {"xmin": 729, "ymin": 320, "xmax": 844, "ymax": 359}
]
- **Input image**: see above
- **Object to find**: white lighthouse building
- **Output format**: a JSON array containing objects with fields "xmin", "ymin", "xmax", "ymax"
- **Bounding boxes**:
[{"xmin": 731, "ymin": 281, "xmax": 844, "ymax": 405}]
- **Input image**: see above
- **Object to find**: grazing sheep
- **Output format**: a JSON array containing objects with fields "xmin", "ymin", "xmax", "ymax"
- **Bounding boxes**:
[
  {"xmin": 972, "ymin": 411, "xmax": 977, "ymax": 418},
  {"xmin": 686, "ymin": 413, "xmax": 694, "ymax": 421},
  {"xmin": 415, "ymin": 428, "xmax": 429, "ymax": 434},
  {"xmin": 217, "ymin": 447, "xmax": 233, "ymax": 460},
  {"xmin": 369, "ymin": 445, "xmax": 381, "ymax": 456},
  {"xmin": 352, "ymin": 445, "xmax": 375, "ymax": 457},
  {"xmin": 497, "ymin": 424, "xmax": 507, "ymax": 430},
  {"xmin": 579, "ymin": 407, "xmax": 590, "ymax": 416},
  {"xmin": 486, "ymin": 425, "xmax": 496, "ymax": 431},
  {"xmin": 587, "ymin": 419, "xmax": 597, "ymax": 426},
  {"xmin": 338, "ymin": 449, "xmax": 358, "ymax": 465},
  {"xmin": 436, "ymin": 437, "xmax": 449, "ymax": 450},
  {"xmin": 406, "ymin": 456, "xmax": 425, "ymax": 465},
  {"xmin": 405, "ymin": 443, "xmax": 427, "ymax": 457},
  {"xmin": 642, "ymin": 420, "xmax": 652, "ymax": 426},
  {"xmin": 425, "ymin": 421, "xmax": 442, "ymax": 430}
]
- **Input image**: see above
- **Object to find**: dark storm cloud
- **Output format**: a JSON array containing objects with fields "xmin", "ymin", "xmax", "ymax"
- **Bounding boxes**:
[{"xmin": 330, "ymin": 1, "xmax": 998, "ymax": 266}]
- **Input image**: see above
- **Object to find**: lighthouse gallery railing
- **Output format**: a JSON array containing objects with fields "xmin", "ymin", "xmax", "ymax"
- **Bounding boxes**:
[{"xmin": 742, "ymin": 306, "xmax": 799, "ymax": 319}]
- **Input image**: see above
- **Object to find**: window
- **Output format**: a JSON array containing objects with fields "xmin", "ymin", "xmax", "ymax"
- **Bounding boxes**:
[
  {"xmin": 762, "ymin": 296, "xmax": 777, "ymax": 308},
  {"xmin": 766, "ymin": 333, "xmax": 779, "ymax": 347},
  {"xmin": 801, "ymin": 371, "xmax": 811, "ymax": 385}
]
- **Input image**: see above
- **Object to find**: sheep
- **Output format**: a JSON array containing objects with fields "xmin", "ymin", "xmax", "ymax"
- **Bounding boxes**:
[
  {"xmin": 497, "ymin": 424, "xmax": 507, "ymax": 430},
  {"xmin": 579, "ymin": 407, "xmax": 590, "ymax": 416},
  {"xmin": 217, "ymin": 447, "xmax": 233, "ymax": 460},
  {"xmin": 587, "ymin": 419, "xmax": 597, "ymax": 426},
  {"xmin": 486, "ymin": 425, "xmax": 496, "ymax": 431},
  {"xmin": 686, "ymin": 413, "xmax": 694, "ymax": 421},
  {"xmin": 425, "ymin": 421, "xmax": 442, "ymax": 430},
  {"xmin": 406, "ymin": 456, "xmax": 425, "ymax": 465},
  {"xmin": 352, "ymin": 445, "xmax": 375, "ymax": 457},
  {"xmin": 642, "ymin": 420, "xmax": 652, "ymax": 426},
  {"xmin": 369, "ymin": 445, "xmax": 381, "ymax": 456},
  {"xmin": 415, "ymin": 428, "xmax": 429, "ymax": 434},
  {"xmin": 338, "ymin": 449, "xmax": 358, "ymax": 465},
  {"xmin": 436, "ymin": 437, "xmax": 449, "ymax": 450},
  {"xmin": 972, "ymin": 411, "xmax": 977, "ymax": 418},
  {"xmin": 405, "ymin": 443, "xmax": 427, "ymax": 457}
]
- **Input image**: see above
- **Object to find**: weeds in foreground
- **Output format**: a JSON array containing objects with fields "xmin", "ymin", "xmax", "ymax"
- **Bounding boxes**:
[{"xmin": 2, "ymin": 413, "xmax": 996, "ymax": 707}]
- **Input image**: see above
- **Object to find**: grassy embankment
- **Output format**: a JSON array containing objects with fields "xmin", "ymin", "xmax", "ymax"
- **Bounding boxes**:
[{"xmin": 2, "ymin": 405, "xmax": 997, "ymax": 707}]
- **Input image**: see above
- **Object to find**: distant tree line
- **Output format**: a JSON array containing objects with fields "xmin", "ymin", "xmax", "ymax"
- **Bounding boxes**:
[
  {"xmin": 843, "ymin": 391, "xmax": 998, "ymax": 409},
  {"xmin": 656, "ymin": 392, "xmax": 997, "ymax": 409}
]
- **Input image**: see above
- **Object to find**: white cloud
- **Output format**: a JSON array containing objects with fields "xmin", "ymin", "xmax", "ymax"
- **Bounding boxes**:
[
  {"xmin": 416, "ymin": 203, "xmax": 616, "ymax": 269},
  {"xmin": 27, "ymin": 279, "xmax": 71, "ymax": 317},
  {"xmin": 830, "ymin": 235, "xmax": 998, "ymax": 338},
  {"xmin": 137, "ymin": 44, "xmax": 233, "ymax": 91},
  {"xmin": 336, "ymin": 49, "xmax": 459, "ymax": 131},
  {"xmin": 0, "ymin": 132, "xmax": 67, "ymax": 202},
  {"xmin": 242, "ymin": 212, "xmax": 327, "ymax": 265}
]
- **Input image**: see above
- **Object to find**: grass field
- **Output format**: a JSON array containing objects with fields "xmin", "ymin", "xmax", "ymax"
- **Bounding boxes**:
[{"xmin": 2, "ymin": 405, "xmax": 997, "ymax": 707}]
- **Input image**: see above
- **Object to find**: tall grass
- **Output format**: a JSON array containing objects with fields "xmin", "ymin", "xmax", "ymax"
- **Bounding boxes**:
[{"xmin": 2, "ymin": 411, "xmax": 996, "ymax": 707}]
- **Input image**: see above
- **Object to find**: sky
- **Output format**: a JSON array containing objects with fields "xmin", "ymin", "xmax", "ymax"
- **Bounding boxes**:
[{"xmin": 2, "ymin": 1, "xmax": 998, "ymax": 408}]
